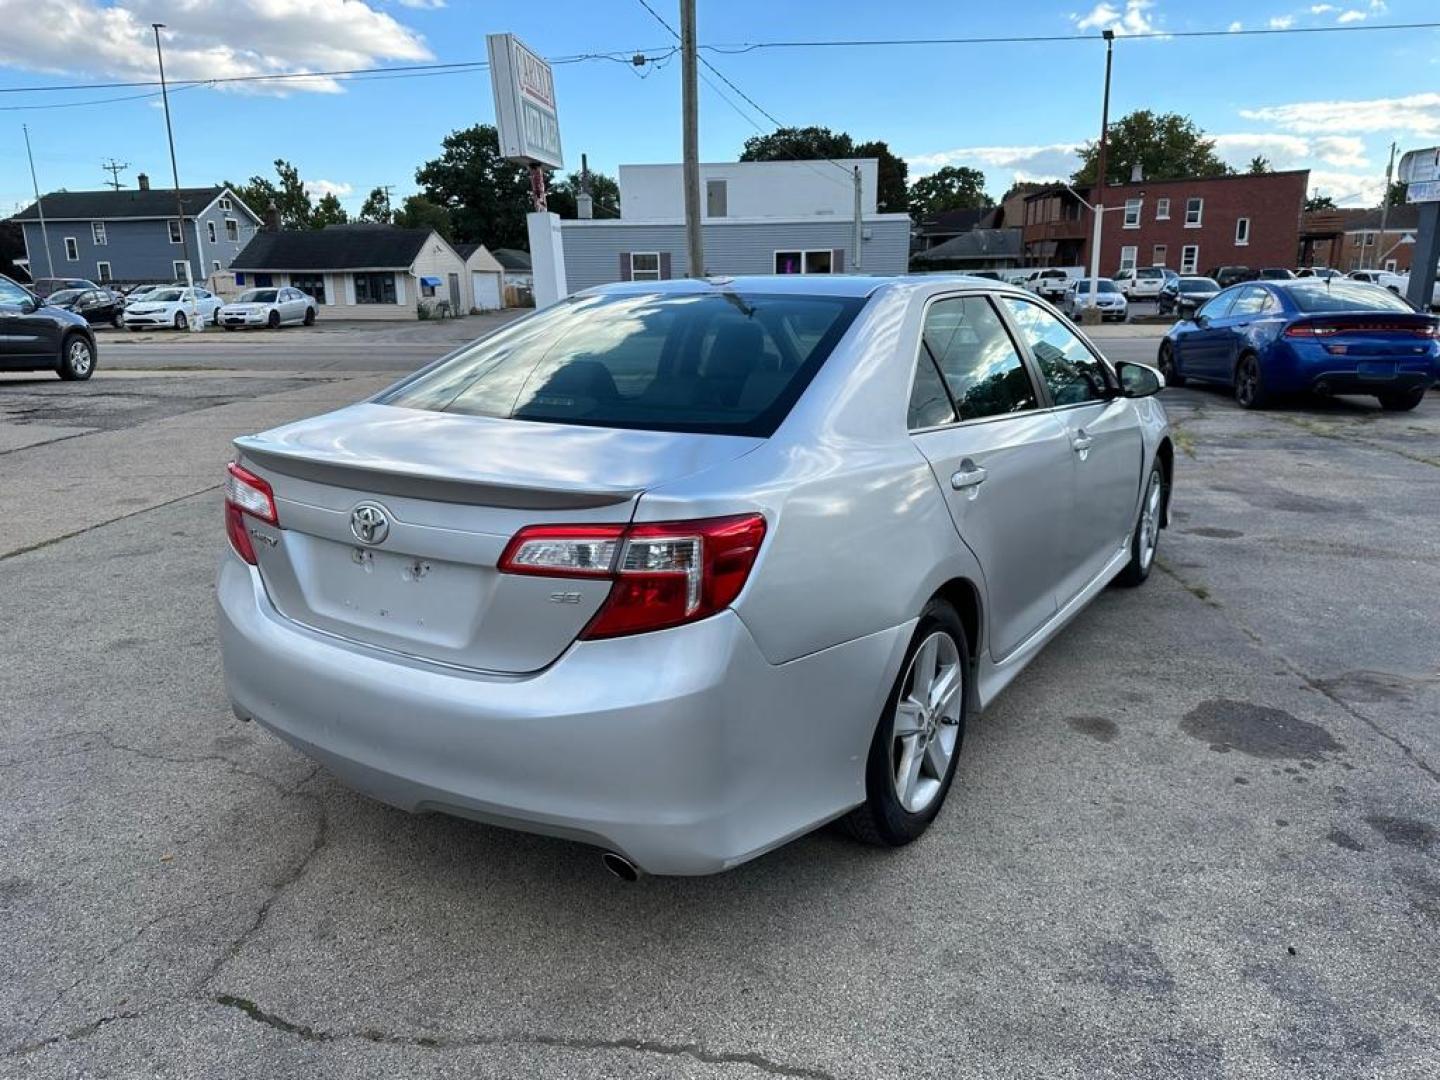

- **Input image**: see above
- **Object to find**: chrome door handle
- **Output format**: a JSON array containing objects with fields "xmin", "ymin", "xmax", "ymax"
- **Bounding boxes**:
[
  {"xmin": 1072, "ymin": 431, "xmax": 1094, "ymax": 460},
  {"xmin": 950, "ymin": 462, "xmax": 988, "ymax": 493}
]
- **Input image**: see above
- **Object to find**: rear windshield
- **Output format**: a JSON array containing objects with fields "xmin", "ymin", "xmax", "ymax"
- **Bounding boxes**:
[
  {"xmin": 377, "ymin": 290, "xmax": 865, "ymax": 436},
  {"xmin": 1285, "ymin": 282, "xmax": 1414, "ymax": 313}
]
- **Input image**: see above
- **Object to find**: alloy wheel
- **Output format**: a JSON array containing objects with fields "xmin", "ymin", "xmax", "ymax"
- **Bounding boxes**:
[
  {"xmin": 1236, "ymin": 356, "xmax": 1259, "ymax": 407},
  {"xmin": 1138, "ymin": 467, "xmax": 1162, "ymax": 571},
  {"xmin": 68, "ymin": 339, "xmax": 92, "ymax": 377},
  {"xmin": 889, "ymin": 631, "xmax": 963, "ymax": 813}
]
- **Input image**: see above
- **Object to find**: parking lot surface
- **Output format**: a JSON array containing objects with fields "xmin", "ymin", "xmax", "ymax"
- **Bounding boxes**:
[{"xmin": 2, "ymin": 329, "xmax": 1438, "ymax": 1078}]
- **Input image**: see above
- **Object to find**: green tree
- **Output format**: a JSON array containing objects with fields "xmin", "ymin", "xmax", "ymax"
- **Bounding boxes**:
[
  {"xmin": 1247, "ymin": 155, "xmax": 1272, "ymax": 175},
  {"xmin": 312, "ymin": 192, "xmax": 349, "ymax": 228},
  {"xmin": 1387, "ymin": 180, "xmax": 1409, "ymax": 207},
  {"xmin": 414, "ymin": 124, "xmax": 536, "ymax": 248},
  {"xmin": 739, "ymin": 126, "xmax": 909, "ymax": 213},
  {"xmin": 1072, "ymin": 110, "xmax": 1230, "ymax": 186},
  {"xmin": 1304, "ymin": 194, "xmax": 1337, "ymax": 212},
  {"xmin": 358, "ymin": 186, "xmax": 393, "ymax": 224},
  {"xmin": 547, "ymin": 170, "xmax": 621, "ymax": 219},
  {"xmin": 394, "ymin": 195, "xmax": 454, "ymax": 240},
  {"xmin": 222, "ymin": 159, "xmax": 322, "ymax": 228},
  {"xmin": 909, "ymin": 166, "xmax": 994, "ymax": 221}
]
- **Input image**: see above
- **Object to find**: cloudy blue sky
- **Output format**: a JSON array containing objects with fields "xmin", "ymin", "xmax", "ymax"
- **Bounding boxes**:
[{"xmin": 2, "ymin": 0, "xmax": 1438, "ymax": 215}]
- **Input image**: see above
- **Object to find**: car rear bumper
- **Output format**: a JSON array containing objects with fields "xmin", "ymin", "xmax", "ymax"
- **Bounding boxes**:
[
  {"xmin": 1276, "ymin": 340, "xmax": 1440, "ymax": 395},
  {"xmin": 217, "ymin": 553, "xmax": 910, "ymax": 875}
]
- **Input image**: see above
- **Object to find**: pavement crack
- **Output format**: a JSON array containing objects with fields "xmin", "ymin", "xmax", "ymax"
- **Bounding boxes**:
[
  {"xmin": 0, "ymin": 483, "xmax": 222, "ymax": 562},
  {"xmin": 212, "ymin": 995, "xmax": 839, "ymax": 1079},
  {"xmin": 7, "ymin": 1010, "xmax": 147, "ymax": 1058},
  {"xmin": 1157, "ymin": 560, "xmax": 1440, "ymax": 785}
]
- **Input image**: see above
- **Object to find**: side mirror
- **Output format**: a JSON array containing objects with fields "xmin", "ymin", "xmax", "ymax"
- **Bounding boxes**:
[
  {"xmin": 1117, "ymin": 360, "xmax": 1164, "ymax": 398},
  {"xmin": 1193, "ymin": 313, "xmax": 1209, "ymax": 328},
  {"xmin": 20, "ymin": 296, "xmax": 39, "ymax": 314}
]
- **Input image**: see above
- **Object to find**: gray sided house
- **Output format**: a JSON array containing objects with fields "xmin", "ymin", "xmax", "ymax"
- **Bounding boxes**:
[
  {"xmin": 561, "ymin": 218, "xmax": 911, "ymax": 292},
  {"xmin": 10, "ymin": 179, "xmax": 261, "ymax": 287},
  {"xmin": 229, "ymin": 225, "xmax": 470, "ymax": 320}
]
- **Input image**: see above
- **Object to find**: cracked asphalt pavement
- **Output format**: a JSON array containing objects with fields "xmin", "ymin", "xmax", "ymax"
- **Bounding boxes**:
[{"xmin": 2, "ymin": 337, "xmax": 1438, "ymax": 1078}]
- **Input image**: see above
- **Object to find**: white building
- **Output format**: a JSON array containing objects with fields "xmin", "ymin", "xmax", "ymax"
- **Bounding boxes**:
[{"xmin": 559, "ymin": 159, "xmax": 911, "ymax": 292}]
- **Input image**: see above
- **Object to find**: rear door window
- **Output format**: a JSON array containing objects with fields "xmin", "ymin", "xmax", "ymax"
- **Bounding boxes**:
[{"xmin": 378, "ymin": 291, "xmax": 865, "ymax": 437}]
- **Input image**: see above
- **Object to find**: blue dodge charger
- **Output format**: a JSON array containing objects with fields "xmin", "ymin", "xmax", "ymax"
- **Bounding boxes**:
[{"xmin": 1156, "ymin": 279, "xmax": 1438, "ymax": 411}]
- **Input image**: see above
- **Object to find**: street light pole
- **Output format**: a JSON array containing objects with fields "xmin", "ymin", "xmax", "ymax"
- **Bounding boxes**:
[
  {"xmin": 152, "ymin": 23, "xmax": 193, "ymax": 288},
  {"xmin": 22, "ymin": 123, "xmax": 55, "ymax": 280},
  {"xmin": 679, "ymin": 0, "xmax": 704, "ymax": 278},
  {"xmin": 1370, "ymin": 140, "xmax": 1397, "ymax": 272},
  {"xmin": 1087, "ymin": 29, "xmax": 1115, "ymax": 314}
]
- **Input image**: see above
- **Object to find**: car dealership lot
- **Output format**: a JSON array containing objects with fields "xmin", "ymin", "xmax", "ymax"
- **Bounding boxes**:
[{"xmin": 2, "ymin": 332, "xmax": 1438, "ymax": 1078}]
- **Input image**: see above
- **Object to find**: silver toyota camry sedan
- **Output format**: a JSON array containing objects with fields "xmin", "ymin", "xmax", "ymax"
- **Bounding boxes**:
[{"xmin": 218, "ymin": 275, "xmax": 1172, "ymax": 876}]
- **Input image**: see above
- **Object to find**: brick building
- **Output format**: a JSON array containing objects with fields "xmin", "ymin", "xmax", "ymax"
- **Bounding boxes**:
[{"xmin": 1021, "ymin": 170, "xmax": 1309, "ymax": 276}]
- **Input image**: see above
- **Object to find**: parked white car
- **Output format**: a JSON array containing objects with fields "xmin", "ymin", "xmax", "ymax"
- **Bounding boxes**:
[
  {"xmin": 1060, "ymin": 278, "xmax": 1129, "ymax": 321},
  {"xmin": 219, "ymin": 287, "xmax": 317, "ymax": 331},
  {"xmin": 1113, "ymin": 266, "xmax": 1174, "ymax": 300},
  {"xmin": 1391, "ymin": 269, "xmax": 1440, "ymax": 310},
  {"xmin": 122, "ymin": 287, "xmax": 222, "ymax": 330}
]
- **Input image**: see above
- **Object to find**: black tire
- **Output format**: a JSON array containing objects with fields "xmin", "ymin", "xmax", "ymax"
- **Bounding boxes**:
[
  {"xmin": 843, "ymin": 599, "xmax": 968, "ymax": 848},
  {"xmin": 1115, "ymin": 461, "xmax": 1165, "ymax": 587},
  {"xmin": 1234, "ymin": 351, "xmax": 1268, "ymax": 409},
  {"xmin": 110, "ymin": 313, "xmax": 122, "ymax": 329},
  {"xmin": 212, "ymin": 306, "xmax": 222, "ymax": 326},
  {"xmin": 57, "ymin": 334, "xmax": 95, "ymax": 381},
  {"xmin": 267, "ymin": 309, "xmax": 281, "ymax": 330},
  {"xmin": 1378, "ymin": 388, "xmax": 1425, "ymax": 412},
  {"xmin": 1156, "ymin": 341, "xmax": 1185, "ymax": 387},
  {"xmin": 173, "ymin": 311, "xmax": 188, "ymax": 331},
  {"xmin": 303, "ymin": 306, "xmax": 316, "ymax": 326}
]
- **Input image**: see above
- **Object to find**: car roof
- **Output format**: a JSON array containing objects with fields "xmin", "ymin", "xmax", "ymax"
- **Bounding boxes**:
[{"xmin": 582, "ymin": 273, "xmax": 1029, "ymax": 301}]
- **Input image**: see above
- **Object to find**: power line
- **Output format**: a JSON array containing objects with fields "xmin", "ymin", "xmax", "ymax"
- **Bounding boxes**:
[{"xmin": 697, "ymin": 20, "xmax": 1440, "ymax": 52}]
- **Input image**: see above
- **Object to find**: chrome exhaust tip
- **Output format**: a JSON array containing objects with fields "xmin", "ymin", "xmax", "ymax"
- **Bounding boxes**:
[{"xmin": 600, "ymin": 852, "xmax": 640, "ymax": 882}]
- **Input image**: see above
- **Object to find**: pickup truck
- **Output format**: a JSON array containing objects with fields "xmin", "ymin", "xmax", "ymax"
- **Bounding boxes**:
[
  {"xmin": 1022, "ymin": 267, "xmax": 1081, "ymax": 301},
  {"xmin": 1351, "ymin": 268, "xmax": 1440, "ymax": 309}
]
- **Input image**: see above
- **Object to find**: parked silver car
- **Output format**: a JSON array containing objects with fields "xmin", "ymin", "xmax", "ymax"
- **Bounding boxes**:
[
  {"xmin": 218, "ymin": 276, "xmax": 1173, "ymax": 876},
  {"xmin": 219, "ymin": 286, "xmax": 317, "ymax": 330}
]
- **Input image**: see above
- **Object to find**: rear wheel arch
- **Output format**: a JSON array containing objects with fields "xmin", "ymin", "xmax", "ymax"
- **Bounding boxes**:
[
  {"xmin": 1155, "ymin": 438, "xmax": 1174, "ymax": 527},
  {"xmin": 932, "ymin": 577, "xmax": 982, "ymax": 668}
]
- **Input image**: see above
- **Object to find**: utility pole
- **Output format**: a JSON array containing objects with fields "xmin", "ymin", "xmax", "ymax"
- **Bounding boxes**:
[
  {"xmin": 101, "ymin": 158, "xmax": 130, "ymax": 191},
  {"xmin": 1370, "ymin": 141, "xmax": 1397, "ymax": 272},
  {"xmin": 1086, "ymin": 29, "xmax": 1115, "ymax": 315},
  {"xmin": 852, "ymin": 166, "xmax": 863, "ymax": 272},
  {"xmin": 152, "ymin": 23, "xmax": 193, "ymax": 288},
  {"xmin": 680, "ymin": 0, "xmax": 704, "ymax": 277},
  {"xmin": 22, "ymin": 124, "xmax": 56, "ymax": 279}
]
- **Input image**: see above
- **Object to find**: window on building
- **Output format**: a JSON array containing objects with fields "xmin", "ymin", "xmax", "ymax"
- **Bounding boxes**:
[
  {"xmin": 207, "ymin": 221, "xmax": 217, "ymax": 243},
  {"xmin": 706, "ymin": 179, "xmax": 728, "ymax": 218},
  {"xmin": 1184, "ymin": 198, "xmax": 1203, "ymax": 227},
  {"xmin": 1180, "ymin": 244, "xmax": 1200, "ymax": 274},
  {"xmin": 63, "ymin": 237, "xmax": 78, "ymax": 261},
  {"xmin": 211, "ymin": 260, "xmax": 221, "ymax": 272},
  {"xmin": 291, "ymin": 274, "xmax": 326, "ymax": 305},
  {"xmin": 421, "ymin": 278, "xmax": 437, "ymax": 298},
  {"xmin": 908, "ymin": 296, "xmax": 1038, "ymax": 428},
  {"xmin": 1119, "ymin": 245, "xmax": 1138, "ymax": 272},
  {"xmin": 253, "ymin": 273, "xmax": 274, "ymax": 287},
  {"xmin": 173, "ymin": 260, "xmax": 190, "ymax": 280},
  {"xmin": 224, "ymin": 219, "xmax": 239, "ymax": 242},
  {"xmin": 1123, "ymin": 198, "xmax": 1142, "ymax": 228},
  {"xmin": 629, "ymin": 252, "xmax": 661, "ymax": 281},
  {"xmin": 1364, "ymin": 231, "xmax": 1375, "ymax": 247},
  {"xmin": 1384, "ymin": 258, "xmax": 1397, "ymax": 272},
  {"xmin": 220, "ymin": 196, "xmax": 232, "ymax": 211},
  {"xmin": 91, "ymin": 222, "xmax": 107, "ymax": 246},
  {"xmin": 1235, "ymin": 217, "xmax": 1251, "ymax": 245},
  {"xmin": 96, "ymin": 261, "xmax": 112, "ymax": 283},
  {"xmin": 774, "ymin": 250, "xmax": 836, "ymax": 275},
  {"xmin": 1156, "ymin": 197, "xmax": 1170, "ymax": 221},
  {"xmin": 354, "ymin": 272, "xmax": 397, "ymax": 304},
  {"xmin": 168, "ymin": 219, "xmax": 183, "ymax": 244},
  {"xmin": 1152, "ymin": 244, "xmax": 1168, "ymax": 267}
]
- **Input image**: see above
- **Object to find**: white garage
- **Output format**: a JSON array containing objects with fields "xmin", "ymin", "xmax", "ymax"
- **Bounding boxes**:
[{"xmin": 456, "ymin": 243, "xmax": 505, "ymax": 312}]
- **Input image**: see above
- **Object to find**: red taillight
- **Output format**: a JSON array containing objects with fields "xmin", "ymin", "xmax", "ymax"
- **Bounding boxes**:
[
  {"xmin": 1286, "ymin": 319, "xmax": 1440, "ymax": 338},
  {"xmin": 498, "ymin": 514, "xmax": 767, "ymax": 639},
  {"xmin": 224, "ymin": 462, "xmax": 277, "ymax": 565}
]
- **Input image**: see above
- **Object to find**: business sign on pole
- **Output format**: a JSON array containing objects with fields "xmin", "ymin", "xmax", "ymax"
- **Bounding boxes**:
[
  {"xmin": 1408, "ymin": 180, "xmax": 1440, "ymax": 204},
  {"xmin": 1398, "ymin": 147, "xmax": 1439, "ymax": 188},
  {"xmin": 487, "ymin": 33, "xmax": 563, "ymax": 170}
]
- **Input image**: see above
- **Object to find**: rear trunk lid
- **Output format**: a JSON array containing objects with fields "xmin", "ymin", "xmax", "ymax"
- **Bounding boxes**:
[
  {"xmin": 1287, "ymin": 312, "xmax": 1439, "ymax": 363},
  {"xmin": 235, "ymin": 403, "xmax": 762, "ymax": 673}
]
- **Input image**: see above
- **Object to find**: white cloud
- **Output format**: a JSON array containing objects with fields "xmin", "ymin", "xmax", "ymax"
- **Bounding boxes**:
[
  {"xmin": 1210, "ymin": 133, "xmax": 1313, "ymax": 168},
  {"xmin": 909, "ymin": 143, "xmax": 1083, "ymax": 175},
  {"xmin": 1336, "ymin": 9, "xmax": 1366, "ymax": 22},
  {"xmin": 1268, "ymin": 15, "xmax": 1295, "ymax": 28},
  {"xmin": 0, "ymin": 0, "xmax": 431, "ymax": 95},
  {"xmin": 395, "ymin": 0, "xmax": 445, "ymax": 6},
  {"xmin": 1072, "ymin": 0, "xmax": 1159, "ymax": 35},
  {"xmin": 1308, "ymin": 3, "xmax": 1336, "ymax": 13},
  {"xmin": 1228, "ymin": 20, "xmax": 1243, "ymax": 31},
  {"xmin": 304, "ymin": 179, "xmax": 354, "ymax": 199},
  {"xmin": 1240, "ymin": 93, "xmax": 1440, "ymax": 135},
  {"xmin": 1307, "ymin": 170, "xmax": 1386, "ymax": 206},
  {"xmin": 1312, "ymin": 135, "xmax": 1369, "ymax": 168}
]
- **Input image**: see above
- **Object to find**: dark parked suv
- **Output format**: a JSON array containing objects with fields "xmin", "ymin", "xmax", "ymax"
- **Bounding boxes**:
[{"xmin": 0, "ymin": 274, "xmax": 98, "ymax": 380}]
